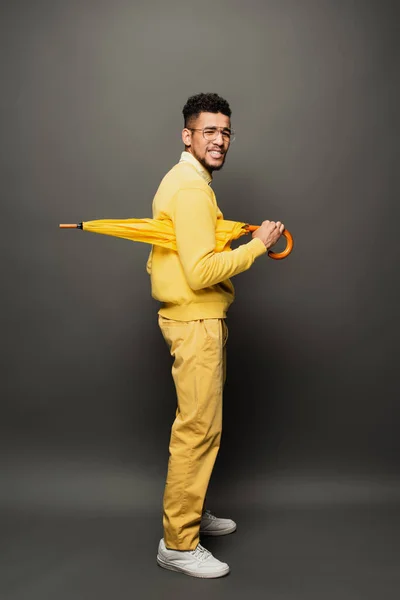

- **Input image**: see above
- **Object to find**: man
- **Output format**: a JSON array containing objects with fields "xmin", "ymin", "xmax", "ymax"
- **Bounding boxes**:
[{"xmin": 147, "ymin": 93, "xmax": 284, "ymax": 578}]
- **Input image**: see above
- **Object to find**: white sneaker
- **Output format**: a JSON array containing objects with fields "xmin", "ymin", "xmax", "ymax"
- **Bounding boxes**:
[
  {"xmin": 157, "ymin": 538, "xmax": 230, "ymax": 578},
  {"xmin": 200, "ymin": 509, "xmax": 237, "ymax": 536}
]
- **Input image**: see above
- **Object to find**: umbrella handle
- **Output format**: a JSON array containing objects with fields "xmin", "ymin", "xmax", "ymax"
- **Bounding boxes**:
[
  {"xmin": 59, "ymin": 223, "xmax": 83, "ymax": 229},
  {"xmin": 246, "ymin": 226, "xmax": 293, "ymax": 260}
]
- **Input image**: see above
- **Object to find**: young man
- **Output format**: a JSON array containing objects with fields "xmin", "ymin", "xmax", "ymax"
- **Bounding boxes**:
[{"xmin": 147, "ymin": 93, "xmax": 284, "ymax": 578}]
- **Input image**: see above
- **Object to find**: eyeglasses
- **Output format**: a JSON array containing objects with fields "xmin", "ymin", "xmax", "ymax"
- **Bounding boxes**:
[{"xmin": 189, "ymin": 127, "xmax": 235, "ymax": 143}]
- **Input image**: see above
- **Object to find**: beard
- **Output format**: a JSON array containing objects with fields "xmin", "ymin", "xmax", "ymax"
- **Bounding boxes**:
[{"xmin": 192, "ymin": 149, "xmax": 226, "ymax": 173}]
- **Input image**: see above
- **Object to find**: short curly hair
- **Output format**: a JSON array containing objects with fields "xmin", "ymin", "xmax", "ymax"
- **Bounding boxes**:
[{"xmin": 182, "ymin": 93, "xmax": 232, "ymax": 127}]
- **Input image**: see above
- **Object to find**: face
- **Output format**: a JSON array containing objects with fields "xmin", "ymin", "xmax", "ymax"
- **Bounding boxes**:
[{"xmin": 182, "ymin": 112, "xmax": 232, "ymax": 173}]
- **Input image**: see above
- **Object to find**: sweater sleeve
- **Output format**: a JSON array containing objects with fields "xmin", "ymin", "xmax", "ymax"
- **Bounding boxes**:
[{"xmin": 172, "ymin": 187, "xmax": 267, "ymax": 291}]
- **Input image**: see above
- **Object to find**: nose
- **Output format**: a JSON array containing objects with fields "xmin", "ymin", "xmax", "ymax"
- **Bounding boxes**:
[{"xmin": 213, "ymin": 130, "xmax": 225, "ymax": 145}]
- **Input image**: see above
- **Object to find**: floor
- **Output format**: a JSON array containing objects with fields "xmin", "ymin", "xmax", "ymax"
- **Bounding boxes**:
[{"xmin": 1, "ymin": 505, "xmax": 399, "ymax": 600}]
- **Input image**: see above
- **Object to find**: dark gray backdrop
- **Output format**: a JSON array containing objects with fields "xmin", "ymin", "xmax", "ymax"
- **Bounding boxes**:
[{"xmin": 1, "ymin": 0, "xmax": 399, "ymax": 513}]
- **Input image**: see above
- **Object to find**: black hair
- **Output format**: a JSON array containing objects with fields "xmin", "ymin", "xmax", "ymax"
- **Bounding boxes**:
[{"xmin": 182, "ymin": 93, "xmax": 232, "ymax": 127}]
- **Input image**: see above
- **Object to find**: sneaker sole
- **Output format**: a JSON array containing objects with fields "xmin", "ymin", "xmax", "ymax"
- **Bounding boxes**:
[
  {"xmin": 157, "ymin": 555, "xmax": 230, "ymax": 578},
  {"xmin": 200, "ymin": 524, "xmax": 237, "ymax": 536}
]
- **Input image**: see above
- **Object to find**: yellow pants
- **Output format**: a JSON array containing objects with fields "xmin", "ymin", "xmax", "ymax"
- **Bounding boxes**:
[{"xmin": 158, "ymin": 315, "xmax": 228, "ymax": 550}]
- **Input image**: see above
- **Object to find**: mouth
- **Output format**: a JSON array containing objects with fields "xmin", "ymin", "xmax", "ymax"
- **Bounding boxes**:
[{"xmin": 208, "ymin": 149, "xmax": 224, "ymax": 160}]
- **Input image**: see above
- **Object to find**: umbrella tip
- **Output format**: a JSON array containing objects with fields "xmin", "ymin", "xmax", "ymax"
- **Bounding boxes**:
[{"xmin": 58, "ymin": 223, "xmax": 83, "ymax": 229}]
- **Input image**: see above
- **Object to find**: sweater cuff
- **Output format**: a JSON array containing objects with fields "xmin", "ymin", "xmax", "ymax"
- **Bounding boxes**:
[{"xmin": 246, "ymin": 236, "xmax": 268, "ymax": 258}]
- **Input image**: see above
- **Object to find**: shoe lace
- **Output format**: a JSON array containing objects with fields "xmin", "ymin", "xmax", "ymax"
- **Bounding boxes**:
[
  {"xmin": 203, "ymin": 509, "xmax": 217, "ymax": 520},
  {"xmin": 190, "ymin": 544, "xmax": 211, "ymax": 562}
]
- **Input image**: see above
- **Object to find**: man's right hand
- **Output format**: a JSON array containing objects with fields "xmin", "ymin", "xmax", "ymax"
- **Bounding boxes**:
[{"xmin": 252, "ymin": 220, "xmax": 285, "ymax": 249}]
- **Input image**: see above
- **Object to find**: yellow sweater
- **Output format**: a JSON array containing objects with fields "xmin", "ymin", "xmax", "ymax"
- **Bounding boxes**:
[{"xmin": 146, "ymin": 151, "xmax": 267, "ymax": 321}]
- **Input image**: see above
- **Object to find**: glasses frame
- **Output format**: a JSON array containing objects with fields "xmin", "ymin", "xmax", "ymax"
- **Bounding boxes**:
[{"xmin": 188, "ymin": 127, "xmax": 235, "ymax": 143}]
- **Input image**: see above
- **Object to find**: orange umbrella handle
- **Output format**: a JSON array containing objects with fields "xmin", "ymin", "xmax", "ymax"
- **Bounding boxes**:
[
  {"xmin": 59, "ymin": 223, "xmax": 83, "ymax": 229},
  {"xmin": 247, "ymin": 226, "xmax": 293, "ymax": 260}
]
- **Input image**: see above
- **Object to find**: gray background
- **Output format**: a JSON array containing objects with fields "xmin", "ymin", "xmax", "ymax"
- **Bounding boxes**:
[{"xmin": 1, "ymin": 0, "xmax": 399, "ymax": 598}]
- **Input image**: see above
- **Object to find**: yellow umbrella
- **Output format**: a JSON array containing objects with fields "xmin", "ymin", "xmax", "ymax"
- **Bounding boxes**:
[{"xmin": 59, "ymin": 217, "xmax": 293, "ymax": 259}]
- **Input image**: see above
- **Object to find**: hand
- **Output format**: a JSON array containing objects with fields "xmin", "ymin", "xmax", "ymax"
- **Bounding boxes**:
[{"xmin": 252, "ymin": 220, "xmax": 285, "ymax": 249}]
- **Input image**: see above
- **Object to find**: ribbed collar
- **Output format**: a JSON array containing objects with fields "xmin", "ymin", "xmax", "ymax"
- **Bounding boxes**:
[{"xmin": 179, "ymin": 151, "xmax": 212, "ymax": 185}]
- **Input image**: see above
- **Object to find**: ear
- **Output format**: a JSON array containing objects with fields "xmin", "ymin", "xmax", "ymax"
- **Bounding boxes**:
[{"xmin": 182, "ymin": 128, "xmax": 192, "ymax": 147}]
